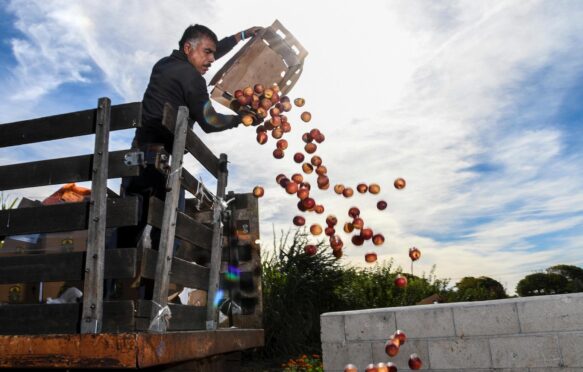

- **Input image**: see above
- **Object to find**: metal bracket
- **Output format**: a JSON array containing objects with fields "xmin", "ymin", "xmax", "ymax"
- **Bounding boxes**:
[{"xmin": 123, "ymin": 151, "xmax": 145, "ymax": 167}]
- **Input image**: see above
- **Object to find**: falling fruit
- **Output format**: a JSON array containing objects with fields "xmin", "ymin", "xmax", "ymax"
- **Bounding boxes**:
[
  {"xmin": 343, "ymin": 222, "xmax": 354, "ymax": 233},
  {"xmin": 273, "ymin": 148, "xmax": 285, "ymax": 159},
  {"xmin": 291, "ymin": 173, "xmax": 304, "ymax": 184},
  {"xmin": 302, "ymin": 197, "xmax": 316, "ymax": 210},
  {"xmin": 357, "ymin": 183, "xmax": 368, "ymax": 193},
  {"xmin": 305, "ymin": 143, "xmax": 317, "ymax": 154},
  {"xmin": 310, "ymin": 224, "xmax": 323, "ymax": 236},
  {"xmin": 394, "ymin": 178, "xmax": 406, "ymax": 190},
  {"xmin": 256, "ymin": 132, "xmax": 268, "ymax": 145},
  {"xmin": 301, "ymin": 111, "xmax": 312, "ymax": 122},
  {"xmin": 360, "ymin": 228, "xmax": 373, "ymax": 240},
  {"xmin": 365, "ymin": 252, "xmax": 378, "ymax": 263},
  {"xmin": 241, "ymin": 115, "xmax": 254, "ymax": 126},
  {"xmin": 302, "ymin": 132, "xmax": 313, "ymax": 143},
  {"xmin": 325, "ymin": 226, "xmax": 335, "ymax": 236},
  {"xmin": 314, "ymin": 204, "xmax": 325, "ymax": 214},
  {"xmin": 334, "ymin": 184, "xmax": 345, "ymax": 195},
  {"xmin": 302, "ymin": 163, "xmax": 314, "ymax": 174},
  {"xmin": 316, "ymin": 165, "xmax": 328, "ymax": 175},
  {"xmin": 294, "ymin": 97, "xmax": 305, "ymax": 107},
  {"xmin": 348, "ymin": 207, "xmax": 360, "ymax": 218},
  {"xmin": 310, "ymin": 155, "xmax": 322, "ymax": 166},
  {"xmin": 372, "ymin": 234, "xmax": 385, "ymax": 246},
  {"xmin": 293, "ymin": 215, "xmax": 305, "ymax": 226},
  {"xmin": 332, "ymin": 249, "xmax": 343, "ymax": 259},
  {"xmin": 377, "ymin": 200, "xmax": 387, "ymax": 210},
  {"xmin": 369, "ymin": 183, "xmax": 381, "ymax": 194},
  {"xmin": 351, "ymin": 235, "xmax": 364, "ymax": 246},
  {"xmin": 394, "ymin": 274, "xmax": 408, "ymax": 289},
  {"xmin": 276, "ymin": 139, "xmax": 288, "ymax": 150},
  {"xmin": 252, "ymin": 186, "xmax": 264, "ymax": 198},
  {"xmin": 393, "ymin": 330, "xmax": 407, "ymax": 345},
  {"xmin": 352, "ymin": 217, "xmax": 364, "ymax": 230},
  {"xmin": 304, "ymin": 244, "xmax": 317, "ymax": 256},
  {"xmin": 294, "ymin": 153, "xmax": 305, "ymax": 163},
  {"xmin": 344, "ymin": 363, "xmax": 357, "ymax": 372},
  {"xmin": 408, "ymin": 354, "xmax": 423, "ymax": 370},
  {"xmin": 342, "ymin": 187, "xmax": 354, "ymax": 198},
  {"xmin": 297, "ymin": 188, "xmax": 310, "ymax": 200},
  {"xmin": 330, "ymin": 235, "xmax": 344, "ymax": 251},
  {"xmin": 285, "ymin": 182, "xmax": 298, "ymax": 194},
  {"xmin": 385, "ymin": 338, "xmax": 400, "ymax": 357},
  {"xmin": 409, "ymin": 247, "xmax": 421, "ymax": 261},
  {"xmin": 326, "ymin": 214, "xmax": 338, "ymax": 227}
]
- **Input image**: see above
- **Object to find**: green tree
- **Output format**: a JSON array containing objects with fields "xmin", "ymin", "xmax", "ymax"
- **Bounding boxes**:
[
  {"xmin": 516, "ymin": 272, "xmax": 569, "ymax": 296},
  {"xmin": 547, "ymin": 265, "xmax": 583, "ymax": 293},
  {"xmin": 449, "ymin": 276, "xmax": 507, "ymax": 301}
]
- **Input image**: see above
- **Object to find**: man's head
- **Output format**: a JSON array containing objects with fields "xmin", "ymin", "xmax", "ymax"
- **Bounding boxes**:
[{"xmin": 179, "ymin": 24, "xmax": 219, "ymax": 75}]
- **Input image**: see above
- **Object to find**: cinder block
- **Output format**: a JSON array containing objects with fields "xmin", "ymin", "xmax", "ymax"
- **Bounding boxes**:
[
  {"xmin": 517, "ymin": 293, "xmax": 583, "ymax": 333},
  {"xmin": 321, "ymin": 314, "xmax": 346, "ymax": 343},
  {"xmin": 371, "ymin": 338, "xmax": 429, "ymax": 370},
  {"xmin": 490, "ymin": 334, "xmax": 561, "ymax": 368},
  {"xmin": 428, "ymin": 337, "xmax": 491, "ymax": 369},
  {"xmin": 395, "ymin": 306, "xmax": 455, "ymax": 338},
  {"xmin": 559, "ymin": 332, "xmax": 583, "ymax": 367},
  {"xmin": 344, "ymin": 310, "xmax": 396, "ymax": 341},
  {"xmin": 453, "ymin": 302, "xmax": 519, "ymax": 336},
  {"xmin": 322, "ymin": 341, "xmax": 372, "ymax": 371}
]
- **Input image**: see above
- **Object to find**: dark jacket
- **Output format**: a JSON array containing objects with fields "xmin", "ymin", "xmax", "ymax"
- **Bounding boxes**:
[{"xmin": 136, "ymin": 36, "xmax": 240, "ymax": 150}]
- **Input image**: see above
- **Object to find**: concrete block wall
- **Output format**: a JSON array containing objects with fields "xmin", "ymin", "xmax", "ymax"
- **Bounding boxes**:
[{"xmin": 321, "ymin": 292, "xmax": 583, "ymax": 371}]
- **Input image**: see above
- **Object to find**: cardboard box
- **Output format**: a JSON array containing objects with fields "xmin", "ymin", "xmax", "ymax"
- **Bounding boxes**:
[{"xmin": 209, "ymin": 19, "xmax": 308, "ymax": 110}]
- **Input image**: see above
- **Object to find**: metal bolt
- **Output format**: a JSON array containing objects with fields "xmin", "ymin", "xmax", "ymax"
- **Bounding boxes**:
[
  {"xmin": 97, "ymin": 151, "xmax": 102, "ymax": 155},
  {"xmin": 85, "ymin": 268, "xmax": 90, "ymax": 273},
  {"xmin": 92, "ymin": 168, "xmax": 98, "ymax": 173},
  {"xmin": 93, "ymin": 254, "xmax": 98, "ymax": 259},
  {"xmin": 93, "ymin": 217, "xmax": 99, "ymax": 222},
  {"xmin": 85, "ymin": 317, "xmax": 92, "ymax": 323},
  {"xmin": 167, "ymin": 256, "xmax": 171, "ymax": 261},
  {"xmin": 90, "ymin": 304, "xmax": 96, "ymax": 309}
]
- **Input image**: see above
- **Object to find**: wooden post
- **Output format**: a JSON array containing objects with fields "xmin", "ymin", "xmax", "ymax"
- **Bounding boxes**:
[
  {"xmin": 206, "ymin": 153, "xmax": 228, "ymax": 330},
  {"xmin": 81, "ymin": 97, "xmax": 111, "ymax": 334},
  {"xmin": 148, "ymin": 106, "xmax": 189, "ymax": 332}
]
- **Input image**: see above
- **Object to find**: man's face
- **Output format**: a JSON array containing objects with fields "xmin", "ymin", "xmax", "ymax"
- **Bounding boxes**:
[{"xmin": 184, "ymin": 36, "xmax": 216, "ymax": 75}]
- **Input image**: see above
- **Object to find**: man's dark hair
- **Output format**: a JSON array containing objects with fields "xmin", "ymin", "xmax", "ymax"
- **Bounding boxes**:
[{"xmin": 179, "ymin": 24, "xmax": 219, "ymax": 50}]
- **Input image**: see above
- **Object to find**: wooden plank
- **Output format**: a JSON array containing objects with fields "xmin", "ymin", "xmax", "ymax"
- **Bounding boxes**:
[
  {"xmin": 0, "ymin": 248, "xmax": 136, "ymax": 284},
  {"xmin": 181, "ymin": 169, "xmax": 214, "ymax": 210},
  {"xmin": 81, "ymin": 97, "xmax": 111, "ymax": 334},
  {"xmin": 149, "ymin": 106, "xmax": 189, "ymax": 332},
  {"xmin": 206, "ymin": 153, "xmax": 228, "ymax": 329},
  {"xmin": 141, "ymin": 248, "xmax": 209, "ymax": 289},
  {"xmin": 136, "ymin": 302, "xmax": 206, "ymax": 331},
  {"xmin": 148, "ymin": 197, "xmax": 213, "ymax": 250},
  {"xmin": 161, "ymin": 103, "xmax": 220, "ymax": 178},
  {"xmin": 0, "ymin": 329, "xmax": 263, "ymax": 369},
  {"xmin": 0, "ymin": 196, "xmax": 139, "ymax": 236},
  {"xmin": 0, "ymin": 102, "xmax": 141, "ymax": 148},
  {"xmin": 0, "ymin": 150, "xmax": 140, "ymax": 191},
  {"xmin": 0, "ymin": 301, "xmax": 134, "ymax": 335},
  {"xmin": 137, "ymin": 329, "xmax": 264, "ymax": 368}
]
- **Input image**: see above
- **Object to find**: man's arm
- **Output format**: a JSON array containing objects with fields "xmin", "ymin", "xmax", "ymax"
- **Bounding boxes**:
[
  {"xmin": 186, "ymin": 75, "xmax": 240, "ymax": 133},
  {"xmin": 215, "ymin": 26, "xmax": 263, "ymax": 60}
]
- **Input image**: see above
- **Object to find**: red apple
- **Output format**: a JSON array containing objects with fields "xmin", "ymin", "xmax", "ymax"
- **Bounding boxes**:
[
  {"xmin": 314, "ymin": 204, "xmax": 325, "ymax": 214},
  {"xmin": 301, "ymin": 111, "xmax": 312, "ymax": 122},
  {"xmin": 365, "ymin": 363, "xmax": 377, "ymax": 372},
  {"xmin": 393, "ymin": 330, "xmax": 406, "ymax": 345},
  {"xmin": 377, "ymin": 200, "xmax": 388, "ymax": 210},
  {"xmin": 342, "ymin": 187, "xmax": 354, "ymax": 198},
  {"xmin": 316, "ymin": 165, "xmax": 328, "ymax": 175},
  {"xmin": 376, "ymin": 362, "xmax": 389, "ymax": 372},
  {"xmin": 348, "ymin": 207, "xmax": 360, "ymax": 218},
  {"xmin": 293, "ymin": 152, "xmax": 305, "ymax": 163},
  {"xmin": 408, "ymin": 354, "xmax": 422, "ymax": 370},
  {"xmin": 291, "ymin": 173, "xmax": 304, "ymax": 184},
  {"xmin": 351, "ymin": 235, "xmax": 364, "ymax": 246},
  {"xmin": 302, "ymin": 163, "xmax": 314, "ymax": 174},
  {"xmin": 302, "ymin": 197, "xmax": 315, "ymax": 209},
  {"xmin": 343, "ymin": 222, "xmax": 354, "ymax": 233},
  {"xmin": 372, "ymin": 234, "xmax": 385, "ymax": 246},
  {"xmin": 310, "ymin": 155, "xmax": 322, "ymax": 166},
  {"xmin": 304, "ymin": 143, "xmax": 317, "ymax": 154},
  {"xmin": 252, "ymin": 186, "xmax": 264, "ymax": 198},
  {"xmin": 385, "ymin": 338, "xmax": 400, "ymax": 357},
  {"xmin": 330, "ymin": 235, "xmax": 344, "ymax": 251},
  {"xmin": 365, "ymin": 252, "xmax": 378, "ymax": 263},
  {"xmin": 276, "ymin": 139, "xmax": 288, "ymax": 150},
  {"xmin": 352, "ymin": 217, "xmax": 364, "ymax": 230},
  {"xmin": 394, "ymin": 274, "xmax": 408, "ymax": 289},
  {"xmin": 394, "ymin": 178, "xmax": 406, "ymax": 190},
  {"xmin": 369, "ymin": 183, "xmax": 381, "ymax": 194},
  {"xmin": 334, "ymin": 184, "xmax": 345, "ymax": 194},
  {"xmin": 256, "ymin": 132, "xmax": 268, "ymax": 145},
  {"xmin": 294, "ymin": 97, "xmax": 305, "ymax": 107},
  {"xmin": 273, "ymin": 148, "xmax": 284, "ymax": 159},
  {"xmin": 325, "ymin": 226, "xmax": 335, "ymax": 236},
  {"xmin": 304, "ymin": 244, "xmax": 317, "ymax": 256},
  {"xmin": 310, "ymin": 224, "xmax": 323, "ymax": 236},
  {"xmin": 302, "ymin": 132, "xmax": 313, "ymax": 143},
  {"xmin": 409, "ymin": 247, "xmax": 421, "ymax": 261},
  {"xmin": 285, "ymin": 182, "xmax": 298, "ymax": 194},
  {"xmin": 293, "ymin": 215, "xmax": 305, "ymax": 226},
  {"xmin": 326, "ymin": 214, "xmax": 338, "ymax": 227},
  {"xmin": 387, "ymin": 362, "xmax": 397, "ymax": 372},
  {"xmin": 360, "ymin": 228, "xmax": 373, "ymax": 240},
  {"xmin": 357, "ymin": 183, "xmax": 368, "ymax": 193}
]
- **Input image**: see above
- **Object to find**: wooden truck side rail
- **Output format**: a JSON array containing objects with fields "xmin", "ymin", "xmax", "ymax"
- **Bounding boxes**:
[{"xmin": 0, "ymin": 98, "xmax": 263, "ymax": 369}]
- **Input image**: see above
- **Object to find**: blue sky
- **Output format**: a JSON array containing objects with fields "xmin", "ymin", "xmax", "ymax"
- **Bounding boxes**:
[{"xmin": 1, "ymin": 0, "xmax": 582, "ymax": 294}]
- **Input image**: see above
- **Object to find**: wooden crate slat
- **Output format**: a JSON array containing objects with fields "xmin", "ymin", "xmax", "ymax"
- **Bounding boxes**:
[
  {"xmin": 141, "ymin": 248, "xmax": 209, "ymax": 289},
  {"xmin": 0, "ymin": 102, "xmax": 141, "ymax": 148},
  {"xmin": 0, "ymin": 248, "xmax": 136, "ymax": 284},
  {"xmin": 147, "ymin": 197, "xmax": 213, "ymax": 250},
  {"xmin": 0, "ymin": 197, "xmax": 139, "ymax": 236},
  {"xmin": 181, "ymin": 169, "xmax": 214, "ymax": 211},
  {"xmin": 135, "ymin": 301, "xmax": 206, "ymax": 331},
  {"xmin": 0, "ymin": 301, "xmax": 134, "ymax": 335},
  {"xmin": 0, "ymin": 150, "xmax": 140, "ymax": 191},
  {"xmin": 160, "ymin": 103, "xmax": 220, "ymax": 178}
]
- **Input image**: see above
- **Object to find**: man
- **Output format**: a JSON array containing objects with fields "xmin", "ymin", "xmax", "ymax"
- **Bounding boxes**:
[{"xmin": 118, "ymin": 24, "xmax": 261, "ymax": 249}]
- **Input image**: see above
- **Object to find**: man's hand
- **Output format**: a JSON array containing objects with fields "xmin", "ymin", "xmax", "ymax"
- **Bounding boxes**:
[
  {"xmin": 236, "ymin": 26, "xmax": 264, "ymax": 42},
  {"xmin": 238, "ymin": 107, "xmax": 261, "ymax": 126}
]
